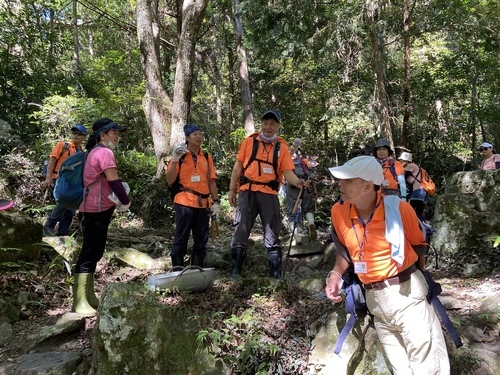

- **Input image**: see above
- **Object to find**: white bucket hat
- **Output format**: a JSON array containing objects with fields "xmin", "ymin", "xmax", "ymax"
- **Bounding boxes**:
[{"xmin": 398, "ymin": 152, "xmax": 413, "ymax": 163}]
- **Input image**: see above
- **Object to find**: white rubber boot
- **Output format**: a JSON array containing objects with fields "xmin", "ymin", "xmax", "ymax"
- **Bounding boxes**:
[
  {"xmin": 290, "ymin": 222, "xmax": 302, "ymax": 245},
  {"xmin": 306, "ymin": 212, "xmax": 317, "ymax": 240}
]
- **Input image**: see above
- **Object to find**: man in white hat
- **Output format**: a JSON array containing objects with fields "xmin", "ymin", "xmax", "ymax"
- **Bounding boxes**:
[{"xmin": 325, "ymin": 155, "xmax": 450, "ymax": 374}]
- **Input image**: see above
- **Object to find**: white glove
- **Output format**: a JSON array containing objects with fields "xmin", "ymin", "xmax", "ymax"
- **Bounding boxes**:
[
  {"xmin": 172, "ymin": 144, "xmax": 188, "ymax": 162},
  {"xmin": 210, "ymin": 203, "xmax": 220, "ymax": 216},
  {"xmin": 108, "ymin": 182, "xmax": 130, "ymax": 205},
  {"xmin": 291, "ymin": 138, "xmax": 302, "ymax": 150},
  {"xmin": 116, "ymin": 201, "xmax": 131, "ymax": 212}
]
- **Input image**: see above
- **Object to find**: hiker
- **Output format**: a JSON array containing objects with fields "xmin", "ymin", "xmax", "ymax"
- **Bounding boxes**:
[
  {"xmin": 165, "ymin": 124, "xmax": 219, "ymax": 269},
  {"xmin": 72, "ymin": 118, "xmax": 130, "ymax": 316},
  {"xmin": 227, "ymin": 109, "xmax": 309, "ymax": 279},
  {"xmin": 372, "ymin": 138, "xmax": 407, "ymax": 200},
  {"xmin": 325, "ymin": 155, "xmax": 450, "ymax": 374},
  {"xmin": 42, "ymin": 124, "xmax": 88, "ymax": 236},
  {"xmin": 479, "ymin": 142, "xmax": 500, "ymax": 170},
  {"xmin": 398, "ymin": 152, "xmax": 427, "ymax": 222},
  {"xmin": 285, "ymin": 138, "xmax": 318, "ymax": 243}
]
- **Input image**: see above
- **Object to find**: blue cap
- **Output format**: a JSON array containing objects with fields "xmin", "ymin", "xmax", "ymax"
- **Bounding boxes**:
[
  {"xmin": 261, "ymin": 109, "xmax": 281, "ymax": 123},
  {"xmin": 184, "ymin": 124, "xmax": 202, "ymax": 136},
  {"xmin": 71, "ymin": 124, "xmax": 88, "ymax": 135}
]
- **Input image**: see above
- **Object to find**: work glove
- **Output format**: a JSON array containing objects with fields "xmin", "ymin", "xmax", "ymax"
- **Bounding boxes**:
[
  {"xmin": 291, "ymin": 138, "xmax": 302, "ymax": 150},
  {"xmin": 172, "ymin": 144, "xmax": 188, "ymax": 162},
  {"xmin": 116, "ymin": 201, "xmax": 131, "ymax": 212},
  {"xmin": 210, "ymin": 203, "xmax": 220, "ymax": 216}
]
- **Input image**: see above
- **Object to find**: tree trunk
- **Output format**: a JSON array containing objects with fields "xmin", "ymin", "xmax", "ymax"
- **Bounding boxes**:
[
  {"xmin": 232, "ymin": 0, "xmax": 254, "ymax": 135},
  {"xmin": 170, "ymin": 0, "xmax": 209, "ymax": 146},
  {"xmin": 365, "ymin": 0, "xmax": 393, "ymax": 146},
  {"xmin": 72, "ymin": 0, "xmax": 80, "ymax": 81},
  {"xmin": 136, "ymin": 0, "xmax": 172, "ymax": 177},
  {"xmin": 401, "ymin": 0, "xmax": 411, "ymax": 148}
]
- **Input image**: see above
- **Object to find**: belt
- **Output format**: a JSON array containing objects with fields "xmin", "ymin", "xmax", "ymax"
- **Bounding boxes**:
[{"xmin": 363, "ymin": 264, "xmax": 417, "ymax": 290}]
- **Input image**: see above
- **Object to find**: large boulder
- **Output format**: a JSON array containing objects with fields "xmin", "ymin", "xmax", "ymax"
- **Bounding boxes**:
[
  {"xmin": 431, "ymin": 170, "xmax": 500, "ymax": 274},
  {"xmin": 0, "ymin": 208, "xmax": 42, "ymax": 262},
  {"xmin": 92, "ymin": 283, "xmax": 230, "ymax": 375}
]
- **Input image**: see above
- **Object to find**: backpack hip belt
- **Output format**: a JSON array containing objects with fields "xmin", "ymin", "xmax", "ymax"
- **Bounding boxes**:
[
  {"xmin": 179, "ymin": 186, "xmax": 210, "ymax": 207},
  {"xmin": 363, "ymin": 264, "xmax": 417, "ymax": 290},
  {"xmin": 239, "ymin": 175, "xmax": 280, "ymax": 191}
]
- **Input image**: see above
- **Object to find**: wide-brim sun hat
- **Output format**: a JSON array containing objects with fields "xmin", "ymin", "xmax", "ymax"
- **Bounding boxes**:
[{"xmin": 373, "ymin": 138, "xmax": 393, "ymax": 155}]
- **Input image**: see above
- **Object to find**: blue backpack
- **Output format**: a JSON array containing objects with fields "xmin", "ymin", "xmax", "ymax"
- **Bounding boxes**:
[{"xmin": 53, "ymin": 150, "xmax": 100, "ymax": 210}]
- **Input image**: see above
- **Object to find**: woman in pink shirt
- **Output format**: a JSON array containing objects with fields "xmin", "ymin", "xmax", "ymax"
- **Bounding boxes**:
[
  {"xmin": 479, "ymin": 142, "xmax": 500, "ymax": 170},
  {"xmin": 72, "ymin": 118, "xmax": 130, "ymax": 316}
]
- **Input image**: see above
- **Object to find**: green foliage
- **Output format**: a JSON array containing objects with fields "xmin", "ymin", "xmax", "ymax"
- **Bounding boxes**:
[
  {"xmin": 450, "ymin": 347, "xmax": 485, "ymax": 375},
  {"xmin": 197, "ymin": 307, "xmax": 281, "ymax": 374}
]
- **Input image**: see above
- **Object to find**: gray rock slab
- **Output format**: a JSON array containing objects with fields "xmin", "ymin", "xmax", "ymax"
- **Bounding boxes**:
[{"xmin": 0, "ymin": 351, "xmax": 82, "ymax": 375}]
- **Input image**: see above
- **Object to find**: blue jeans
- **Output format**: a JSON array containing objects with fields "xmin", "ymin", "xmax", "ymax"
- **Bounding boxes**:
[{"xmin": 44, "ymin": 202, "xmax": 75, "ymax": 235}]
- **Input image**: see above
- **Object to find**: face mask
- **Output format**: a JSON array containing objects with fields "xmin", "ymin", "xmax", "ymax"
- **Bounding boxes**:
[{"xmin": 106, "ymin": 141, "xmax": 116, "ymax": 150}]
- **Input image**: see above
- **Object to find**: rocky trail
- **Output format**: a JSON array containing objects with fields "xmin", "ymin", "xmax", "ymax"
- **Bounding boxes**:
[{"xmin": 0, "ymin": 224, "xmax": 499, "ymax": 374}]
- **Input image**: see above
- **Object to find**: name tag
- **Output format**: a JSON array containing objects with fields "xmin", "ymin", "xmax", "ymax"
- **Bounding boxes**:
[
  {"xmin": 191, "ymin": 175, "xmax": 201, "ymax": 182},
  {"xmin": 354, "ymin": 261, "xmax": 368, "ymax": 274},
  {"xmin": 262, "ymin": 167, "xmax": 273, "ymax": 174}
]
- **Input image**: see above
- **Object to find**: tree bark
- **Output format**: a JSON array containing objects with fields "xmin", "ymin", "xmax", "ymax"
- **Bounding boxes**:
[
  {"xmin": 232, "ymin": 0, "xmax": 254, "ymax": 135},
  {"xmin": 366, "ymin": 0, "xmax": 393, "ymax": 146},
  {"xmin": 170, "ymin": 0, "xmax": 209, "ymax": 146},
  {"xmin": 136, "ymin": 0, "xmax": 172, "ymax": 177},
  {"xmin": 401, "ymin": 0, "xmax": 412, "ymax": 148}
]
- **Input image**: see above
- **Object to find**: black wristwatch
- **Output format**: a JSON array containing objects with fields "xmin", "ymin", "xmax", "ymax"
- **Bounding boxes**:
[{"xmin": 212, "ymin": 198, "xmax": 220, "ymax": 203}]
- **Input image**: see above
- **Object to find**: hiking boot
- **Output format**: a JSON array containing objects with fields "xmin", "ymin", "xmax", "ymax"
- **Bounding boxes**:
[{"xmin": 43, "ymin": 226, "xmax": 56, "ymax": 236}]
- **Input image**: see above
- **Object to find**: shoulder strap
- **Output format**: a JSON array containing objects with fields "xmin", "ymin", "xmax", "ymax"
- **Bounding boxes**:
[
  {"xmin": 388, "ymin": 160, "xmax": 397, "ymax": 180},
  {"xmin": 242, "ymin": 134, "xmax": 260, "ymax": 173},
  {"xmin": 56, "ymin": 142, "xmax": 71, "ymax": 160},
  {"xmin": 175, "ymin": 150, "xmax": 210, "ymax": 187},
  {"xmin": 242, "ymin": 134, "xmax": 281, "ymax": 179},
  {"xmin": 414, "ymin": 167, "xmax": 423, "ymax": 183}
]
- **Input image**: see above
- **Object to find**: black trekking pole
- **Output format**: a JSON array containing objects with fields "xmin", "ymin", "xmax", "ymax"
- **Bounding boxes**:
[{"xmin": 282, "ymin": 186, "xmax": 304, "ymax": 279}]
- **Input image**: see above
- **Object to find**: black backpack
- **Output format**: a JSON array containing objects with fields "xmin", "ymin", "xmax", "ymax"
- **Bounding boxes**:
[
  {"xmin": 167, "ymin": 150, "xmax": 210, "ymax": 201},
  {"xmin": 239, "ymin": 133, "xmax": 281, "ymax": 191}
]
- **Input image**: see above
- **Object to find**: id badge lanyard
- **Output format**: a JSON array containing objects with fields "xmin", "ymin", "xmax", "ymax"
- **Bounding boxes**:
[{"xmin": 351, "ymin": 201, "xmax": 381, "ymax": 274}]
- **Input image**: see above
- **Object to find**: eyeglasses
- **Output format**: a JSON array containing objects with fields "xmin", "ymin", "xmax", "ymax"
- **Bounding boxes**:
[
  {"xmin": 72, "ymin": 131, "xmax": 86, "ymax": 136},
  {"xmin": 479, "ymin": 147, "xmax": 491, "ymax": 151}
]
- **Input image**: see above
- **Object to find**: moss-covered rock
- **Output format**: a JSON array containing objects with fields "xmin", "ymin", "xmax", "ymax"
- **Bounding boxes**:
[
  {"xmin": 432, "ymin": 170, "xmax": 500, "ymax": 274},
  {"xmin": 0, "ymin": 209, "xmax": 42, "ymax": 262},
  {"xmin": 92, "ymin": 283, "xmax": 230, "ymax": 375}
]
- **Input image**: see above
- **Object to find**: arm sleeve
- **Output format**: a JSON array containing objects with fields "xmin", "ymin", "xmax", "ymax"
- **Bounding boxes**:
[
  {"xmin": 397, "ymin": 174, "xmax": 407, "ymax": 200},
  {"xmin": 109, "ymin": 179, "xmax": 130, "ymax": 205}
]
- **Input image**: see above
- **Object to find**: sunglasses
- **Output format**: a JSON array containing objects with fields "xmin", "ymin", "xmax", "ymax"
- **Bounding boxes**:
[
  {"xmin": 72, "ymin": 131, "xmax": 86, "ymax": 136},
  {"xmin": 479, "ymin": 147, "xmax": 491, "ymax": 151}
]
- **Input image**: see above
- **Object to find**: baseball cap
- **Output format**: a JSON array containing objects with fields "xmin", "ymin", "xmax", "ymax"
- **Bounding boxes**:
[
  {"xmin": 398, "ymin": 152, "xmax": 412, "ymax": 162},
  {"xmin": 480, "ymin": 142, "xmax": 493, "ymax": 149},
  {"xmin": 328, "ymin": 156, "xmax": 384, "ymax": 185},
  {"xmin": 93, "ymin": 118, "xmax": 126, "ymax": 136},
  {"xmin": 184, "ymin": 124, "xmax": 202, "ymax": 136},
  {"xmin": 71, "ymin": 124, "xmax": 88, "ymax": 135},
  {"xmin": 261, "ymin": 109, "xmax": 281, "ymax": 123}
]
